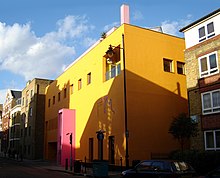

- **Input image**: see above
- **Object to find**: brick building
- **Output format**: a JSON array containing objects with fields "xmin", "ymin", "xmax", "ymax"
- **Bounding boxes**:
[
  {"xmin": 2, "ymin": 90, "xmax": 21, "ymax": 154},
  {"xmin": 20, "ymin": 78, "xmax": 52, "ymax": 159},
  {"xmin": 0, "ymin": 104, "xmax": 3, "ymax": 153},
  {"xmin": 180, "ymin": 8, "xmax": 220, "ymax": 151}
]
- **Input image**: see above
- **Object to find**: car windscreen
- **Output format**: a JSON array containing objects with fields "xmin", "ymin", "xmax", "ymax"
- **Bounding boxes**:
[{"xmin": 172, "ymin": 162, "xmax": 193, "ymax": 172}]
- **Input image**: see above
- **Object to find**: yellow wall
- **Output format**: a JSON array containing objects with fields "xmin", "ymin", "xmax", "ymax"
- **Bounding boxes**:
[
  {"xmin": 124, "ymin": 24, "xmax": 187, "ymax": 160},
  {"xmin": 45, "ymin": 24, "xmax": 187, "ymax": 165}
]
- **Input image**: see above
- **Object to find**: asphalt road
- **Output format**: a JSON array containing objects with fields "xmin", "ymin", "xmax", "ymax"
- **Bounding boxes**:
[
  {"xmin": 0, "ymin": 157, "xmax": 121, "ymax": 178},
  {"xmin": 0, "ymin": 157, "xmax": 80, "ymax": 178}
]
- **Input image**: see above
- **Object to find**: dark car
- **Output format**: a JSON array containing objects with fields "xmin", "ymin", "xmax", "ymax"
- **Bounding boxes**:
[
  {"xmin": 121, "ymin": 160, "xmax": 197, "ymax": 178},
  {"xmin": 204, "ymin": 167, "xmax": 220, "ymax": 178}
]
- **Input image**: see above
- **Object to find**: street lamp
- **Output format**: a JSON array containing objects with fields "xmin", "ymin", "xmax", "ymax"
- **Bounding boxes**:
[
  {"xmin": 66, "ymin": 132, "xmax": 73, "ymax": 171},
  {"xmin": 105, "ymin": 34, "xmax": 129, "ymax": 168}
]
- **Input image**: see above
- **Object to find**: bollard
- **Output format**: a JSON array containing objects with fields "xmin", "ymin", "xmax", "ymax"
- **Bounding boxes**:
[{"xmin": 65, "ymin": 158, "xmax": 68, "ymax": 170}]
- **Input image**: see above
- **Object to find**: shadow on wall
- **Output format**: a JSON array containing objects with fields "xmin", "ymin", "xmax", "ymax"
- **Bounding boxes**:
[
  {"xmin": 78, "ymin": 69, "xmax": 188, "ymax": 166},
  {"xmin": 44, "ymin": 80, "xmax": 71, "ymax": 161}
]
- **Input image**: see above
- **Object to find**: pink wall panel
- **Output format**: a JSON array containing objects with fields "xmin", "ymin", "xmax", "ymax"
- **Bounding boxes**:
[{"xmin": 57, "ymin": 109, "xmax": 76, "ymax": 166}]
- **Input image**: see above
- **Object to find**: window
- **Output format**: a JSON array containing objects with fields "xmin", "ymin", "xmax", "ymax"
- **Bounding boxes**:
[
  {"xmin": 29, "ymin": 107, "xmax": 32, "ymax": 117},
  {"xmin": 25, "ymin": 128, "xmax": 27, "ymax": 136},
  {"xmin": 78, "ymin": 79, "xmax": 82, "ymax": 90},
  {"xmin": 70, "ymin": 84, "xmax": 74, "ymax": 94},
  {"xmin": 53, "ymin": 96, "xmax": 55, "ymax": 104},
  {"xmin": 64, "ymin": 88, "xmax": 67, "ymax": 98},
  {"xmin": 163, "ymin": 58, "xmax": 173, "ymax": 72},
  {"xmin": 105, "ymin": 46, "xmax": 121, "ymax": 81},
  {"xmin": 105, "ymin": 63, "xmax": 121, "ymax": 81},
  {"xmin": 58, "ymin": 92, "xmax": 61, "ymax": 101},
  {"xmin": 136, "ymin": 161, "xmax": 152, "ymax": 171},
  {"xmin": 29, "ymin": 126, "xmax": 31, "ymax": 136},
  {"xmin": 199, "ymin": 26, "xmax": 206, "ymax": 41},
  {"xmin": 87, "ymin": 73, "xmax": 91, "ymax": 85},
  {"xmin": 207, "ymin": 22, "xmax": 215, "ymax": 37},
  {"xmin": 48, "ymin": 99, "xmax": 51, "ymax": 107},
  {"xmin": 204, "ymin": 130, "xmax": 220, "ymax": 150},
  {"xmin": 199, "ymin": 52, "xmax": 218, "ymax": 78},
  {"xmin": 26, "ymin": 90, "xmax": 29, "ymax": 106},
  {"xmin": 151, "ymin": 161, "xmax": 164, "ymax": 171},
  {"xmin": 177, "ymin": 62, "xmax": 185, "ymax": 74},
  {"xmin": 202, "ymin": 89, "xmax": 220, "ymax": 114},
  {"xmin": 30, "ymin": 90, "xmax": 33, "ymax": 98},
  {"xmin": 199, "ymin": 22, "xmax": 215, "ymax": 42}
]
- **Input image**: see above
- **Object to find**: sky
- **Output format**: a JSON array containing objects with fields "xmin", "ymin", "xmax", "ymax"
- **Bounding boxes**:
[{"xmin": 0, "ymin": 0, "xmax": 219, "ymax": 104}]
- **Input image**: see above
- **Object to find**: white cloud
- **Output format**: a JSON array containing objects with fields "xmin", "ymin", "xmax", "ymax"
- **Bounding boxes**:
[
  {"xmin": 0, "ymin": 15, "xmax": 95, "ymax": 81},
  {"xmin": 0, "ymin": 89, "xmax": 7, "ymax": 104},
  {"xmin": 133, "ymin": 10, "xmax": 144, "ymax": 21},
  {"xmin": 81, "ymin": 37, "xmax": 97, "ymax": 48},
  {"xmin": 103, "ymin": 22, "xmax": 120, "ymax": 32},
  {"xmin": 161, "ymin": 21, "xmax": 179, "ymax": 36},
  {"xmin": 161, "ymin": 15, "xmax": 192, "ymax": 36}
]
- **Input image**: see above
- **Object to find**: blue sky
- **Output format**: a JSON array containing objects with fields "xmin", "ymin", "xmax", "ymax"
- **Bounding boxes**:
[{"xmin": 0, "ymin": 0, "xmax": 219, "ymax": 103}]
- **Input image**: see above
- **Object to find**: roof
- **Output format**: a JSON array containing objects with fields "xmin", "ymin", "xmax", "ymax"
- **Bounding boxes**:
[
  {"xmin": 11, "ymin": 90, "xmax": 21, "ymax": 99},
  {"xmin": 179, "ymin": 8, "xmax": 220, "ymax": 32}
]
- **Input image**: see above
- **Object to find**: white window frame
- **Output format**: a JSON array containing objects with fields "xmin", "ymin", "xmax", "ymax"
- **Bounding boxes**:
[
  {"xmin": 201, "ymin": 89, "xmax": 220, "ymax": 115},
  {"xmin": 198, "ymin": 22, "xmax": 215, "ymax": 42},
  {"xmin": 198, "ymin": 51, "xmax": 218, "ymax": 78},
  {"xmin": 204, "ymin": 130, "xmax": 220, "ymax": 151}
]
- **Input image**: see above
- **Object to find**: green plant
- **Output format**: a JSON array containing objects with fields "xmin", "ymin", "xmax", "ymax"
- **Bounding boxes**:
[
  {"xmin": 169, "ymin": 113, "xmax": 198, "ymax": 151},
  {"xmin": 101, "ymin": 32, "xmax": 106, "ymax": 39}
]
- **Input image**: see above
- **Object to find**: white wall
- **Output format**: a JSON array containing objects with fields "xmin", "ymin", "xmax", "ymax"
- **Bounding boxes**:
[{"xmin": 184, "ymin": 14, "xmax": 220, "ymax": 49}]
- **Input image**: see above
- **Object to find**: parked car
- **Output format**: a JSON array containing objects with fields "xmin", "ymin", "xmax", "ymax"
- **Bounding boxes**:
[
  {"xmin": 204, "ymin": 166, "xmax": 220, "ymax": 178},
  {"xmin": 121, "ymin": 160, "xmax": 197, "ymax": 178}
]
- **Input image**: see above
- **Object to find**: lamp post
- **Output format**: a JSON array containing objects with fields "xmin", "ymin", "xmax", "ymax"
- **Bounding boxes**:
[
  {"xmin": 66, "ymin": 133, "xmax": 73, "ymax": 171},
  {"xmin": 106, "ymin": 34, "xmax": 129, "ymax": 168}
]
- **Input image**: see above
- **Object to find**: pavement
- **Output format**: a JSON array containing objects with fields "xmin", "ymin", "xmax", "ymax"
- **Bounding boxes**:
[
  {"xmin": 0, "ymin": 155, "xmax": 122, "ymax": 177},
  {"xmin": 43, "ymin": 163, "xmax": 122, "ymax": 177}
]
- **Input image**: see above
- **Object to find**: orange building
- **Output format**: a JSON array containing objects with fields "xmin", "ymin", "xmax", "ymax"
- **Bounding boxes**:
[{"xmin": 44, "ymin": 5, "xmax": 187, "ymax": 167}]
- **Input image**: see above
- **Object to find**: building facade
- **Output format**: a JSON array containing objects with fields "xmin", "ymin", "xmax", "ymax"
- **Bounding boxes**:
[
  {"xmin": 0, "ymin": 104, "xmax": 3, "ymax": 153},
  {"xmin": 180, "ymin": 8, "xmax": 220, "ymax": 151},
  {"xmin": 2, "ymin": 90, "xmax": 21, "ymax": 154},
  {"xmin": 45, "ymin": 5, "xmax": 188, "ymax": 167},
  {"xmin": 9, "ymin": 98, "xmax": 21, "ymax": 157},
  {"xmin": 0, "ymin": 104, "xmax": 2, "ymax": 132},
  {"xmin": 20, "ymin": 78, "xmax": 52, "ymax": 159}
]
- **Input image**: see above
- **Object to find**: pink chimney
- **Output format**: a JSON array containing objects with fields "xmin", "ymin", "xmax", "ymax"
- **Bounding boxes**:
[{"xmin": 121, "ymin": 4, "xmax": 130, "ymax": 25}]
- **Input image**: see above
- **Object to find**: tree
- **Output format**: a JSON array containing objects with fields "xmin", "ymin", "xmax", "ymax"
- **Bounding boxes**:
[{"xmin": 169, "ymin": 113, "xmax": 198, "ymax": 151}]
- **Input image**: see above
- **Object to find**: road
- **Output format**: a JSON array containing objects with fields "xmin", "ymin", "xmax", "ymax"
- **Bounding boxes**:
[
  {"xmin": 0, "ymin": 157, "xmax": 121, "ymax": 178},
  {"xmin": 0, "ymin": 157, "xmax": 81, "ymax": 178}
]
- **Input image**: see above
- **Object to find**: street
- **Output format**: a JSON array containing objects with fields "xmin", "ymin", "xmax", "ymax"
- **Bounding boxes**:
[
  {"xmin": 0, "ymin": 157, "xmax": 80, "ymax": 178},
  {"xmin": 0, "ymin": 157, "xmax": 121, "ymax": 178}
]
